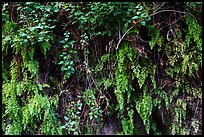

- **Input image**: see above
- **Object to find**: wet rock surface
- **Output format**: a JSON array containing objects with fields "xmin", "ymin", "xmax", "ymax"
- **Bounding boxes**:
[
  {"xmin": 98, "ymin": 116, "xmax": 121, "ymax": 135},
  {"xmin": 100, "ymin": 121, "xmax": 117, "ymax": 135}
]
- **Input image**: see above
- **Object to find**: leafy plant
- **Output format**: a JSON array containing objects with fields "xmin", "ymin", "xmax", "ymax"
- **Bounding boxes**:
[
  {"xmin": 2, "ymin": 2, "xmax": 202, "ymax": 135},
  {"xmin": 61, "ymin": 99, "xmax": 82, "ymax": 135},
  {"xmin": 58, "ymin": 33, "xmax": 76, "ymax": 79}
]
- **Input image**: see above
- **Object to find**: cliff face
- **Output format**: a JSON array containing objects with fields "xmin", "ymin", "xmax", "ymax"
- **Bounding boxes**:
[{"xmin": 100, "ymin": 118, "xmax": 120, "ymax": 135}]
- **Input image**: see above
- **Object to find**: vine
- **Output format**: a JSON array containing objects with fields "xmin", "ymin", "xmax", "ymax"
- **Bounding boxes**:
[{"xmin": 2, "ymin": 2, "xmax": 202, "ymax": 135}]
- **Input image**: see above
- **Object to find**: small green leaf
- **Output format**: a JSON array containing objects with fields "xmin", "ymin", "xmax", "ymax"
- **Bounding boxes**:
[
  {"xmin": 96, "ymin": 32, "xmax": 101, "ymax": 36},
  {"xmin": 58, "ymin": 61, "xmax": 64, "ymax": 65},
  {"xmin": 49, "ymin": 25, "xmax": 55, "ymax": 29},
  {"xmin": 70, "ymin": 61, "xmax": 73, "ymax": 65},
  {"xmin": 64, "ymin": 44, "xmax": 69, "ymax": 48},
  {"xmin": 140, "ymin": 13, "xmax": 146, "ymax": 18},
  {"xmin": 38, "ymin": 84, "xmax": 43, "ymax": 90},
  {"xmin": 42, "ymin": 84, "xmax": 50, "ymax": 88},
  {"xmin": 60, "ymin": 40, "xmax": 65, "ymax": 43},
  {"xmin": 63, "ymin": 56, "xmax": 68, "ymax": 60},
  {"xmin": 141, "ymin": 21, "xmax": 146, "ymax": 26},
  {"xmin": 146, "ymin": 16, "xmax": 151, "ymax": 21},
  {"xmin": 62, "ymin": 67, "xmax": 68, "ymax": 71},
  {"xmin": 70, "ymin": 121, "xmax": 75, "ymax": 126},
  {"xmin": 157, "ymin": 47, "xmax": 161, "ymax": 52},
  {"xmin": 136, "ymin": 5, "xmax": 140, "ymax": 9},
  {"xmin": 68, "ymin": 40, "xmax": 75, "ymax": 45},
  {"xmin": 68, "ymin": 66, "xmax": 71, "ymax": 69},
  {"xmin": 132, "ymin": 16, "xmax": 139, "ymax": 20},
  {"xmin": 64, "ymin": 116, "xmax": 69, "ymax": 121},
  {"xmin": 22, "ymin": 39, "xmax": 28, "ymax": 43},
  {"xmin": 136, "ymin": 11, "xmax": 141, "ymax": 15},
  {"xmin": 66, "ymin": 71, "xmax": 71, "ymax": 76},
  {"xmin": 139, "ymin": 6, "xmax": 143, "ymax": 10},
  {"xmin": 61, "ymin": 125, "xmax": 66, "ymax": 129}
]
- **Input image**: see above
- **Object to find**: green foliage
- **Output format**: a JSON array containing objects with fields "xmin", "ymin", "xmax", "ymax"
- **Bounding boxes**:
[
  {"xmin": 115, "ymin": 44, "xmax": 135, "ymax": 111},
  {"xmin": 149, "ymin": 29, "xmax": 164, "ymax": 50},
  {"xmin": 22, "ymin": 92, "xmax": 62, "ymax": 134},
  {"xmin": 170, "ymin": 98, "xmax": 188, "ymax": 135},
  {"xmin": 84, "ymin": 89, "xmax": 103, "ymax": 134},
  {"xmin": 184, "ymin": 15, "xmax": 202, "ymax": 75},
  {"xmin": 2, "ymin": 79, "xmax": 62, "ymax": 135},
  {"xmin": 120, "ymin": 108, "xmax": 135, "ymax": 135},
  {"xmin": 61, "ymin": 99, "xmax": 82, "ymax": 135},
  {"xmin": 153, "ymin": 89, "xmax": 169, "ymax": 109},
  {"xmin": 132, "ymin": 5, "xmax": 151, "ymax": 26},
  {"xmin": 136, "ymin": 89, "xmax": 153, "ymax": 134},
  {"xmin": 61, "ymin": 88, "xmax": 103, "ymax": 135},
  {"xmin": 150, "ymin": 121, "xmax": 161, "ymax": 135},
  {"xmin": 185, "ymin": 2, "xmax": 202, "ymax": 10},
  {"xmin": 94, "ymin": 54, "xmax": 110, "ymax": 76},
  {"xmin": 2, "ymin": 81, "xmax": 22, "ymax": 135},
  {"xmin": 2, "ymin": 2, "xmax": 202, "ymax": 135},
  {"xmin": 114, "ymin": 42, "xmax": 156, "ymax": 134},
  {"xmin": 132, "ymin": 65, "xmax": 149, "ymax": 89},
  {"xmin": 58, "ymin": 32, "xmax": 76, "ymax": 79},
  {"xmin": 2, "ymin": 2, "xmax": 62, "ymax": 135}
]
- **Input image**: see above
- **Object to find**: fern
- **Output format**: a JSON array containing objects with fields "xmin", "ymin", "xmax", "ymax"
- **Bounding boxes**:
[
  {"xmin": 185, "ymin": 15, "xmax": 202, "ymax": 51},
  {"xmin": 22, "ymin": 92, "xmax": 62, "ymax": 134},
  {"xmin": 136, "ymin": 88, "xmax": 153, "ymax": 134},
  {"xmin": 2, "ymin": 81, "xmax": 22, "ymax": 135},
  {"xmin": 149, "ymin": 29, "xmax": 164, "ymax": 50},
  {"xmin": 170, "ymin": 98, "xmax": 187, "ymax": 135}
]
